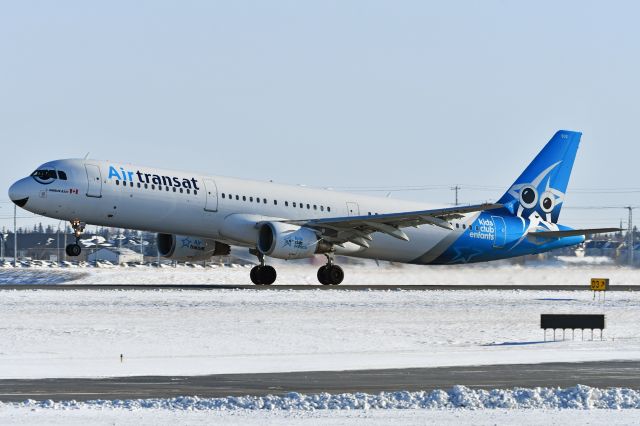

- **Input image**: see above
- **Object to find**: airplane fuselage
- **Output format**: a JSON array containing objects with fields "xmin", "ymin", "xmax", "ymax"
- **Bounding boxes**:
[{"xmin": 8, "ymin": 158, "xmax": 583, "ymax": 266}]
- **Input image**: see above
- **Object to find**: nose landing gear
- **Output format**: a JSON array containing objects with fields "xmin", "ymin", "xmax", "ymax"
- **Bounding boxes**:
[
  {"xmin": 249, "ymin": 249, "xmax": 277, "ymax": 285},
  {"xmin": 317, "ymin": 254, "xmax": 344, "ymax": 285},
  {"xmin": 65, "ymin": 220, "xmax": 85, "ymax": 257}
]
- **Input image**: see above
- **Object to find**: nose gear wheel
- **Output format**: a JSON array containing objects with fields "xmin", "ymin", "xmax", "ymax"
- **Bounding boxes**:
[{"xmin": 65, "ymin": 220, "xmax": 86, "ymax": 257}]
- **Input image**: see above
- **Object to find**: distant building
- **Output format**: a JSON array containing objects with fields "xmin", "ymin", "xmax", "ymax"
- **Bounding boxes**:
[{"xmin": 87, "ymin": 247, "xmax": 142, "ymax": 264}]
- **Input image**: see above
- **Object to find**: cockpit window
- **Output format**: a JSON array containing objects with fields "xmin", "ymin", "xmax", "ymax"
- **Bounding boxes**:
[
  {"xmin": 31, "ymin": 169, "xmax": 57, "ymax": 180},
  {"xmin": 58, "ymin": 171, "xmax": 67, "ymax": 180},
  {"xmin": 32, "ymin": 169, "xmax": 57, "ymax": 179}
]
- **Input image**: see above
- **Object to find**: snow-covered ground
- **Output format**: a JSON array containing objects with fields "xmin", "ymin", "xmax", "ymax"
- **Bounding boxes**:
[
  {"xmin": 0, "ymin": 261, "xmax": 639, "ymax": 286},
  {"xmin": 0, "ymin": 285, "xmax": 639, "ymax": 379},
  {"xmin": 2, "ymin": 265, "xmax": 639, "ymax": 423},
  {"xmin": 1, "ymin": 386, "xmax": 640, "ymax": 424},
  {"xmin": 2, "ymin": 406, "xmax": 639, "ymax": 425}
]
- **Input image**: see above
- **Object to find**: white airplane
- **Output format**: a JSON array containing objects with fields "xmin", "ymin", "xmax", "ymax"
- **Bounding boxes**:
[{"xmin": 8, "ymin": 130, "xmax": 617, "ymax": 285}]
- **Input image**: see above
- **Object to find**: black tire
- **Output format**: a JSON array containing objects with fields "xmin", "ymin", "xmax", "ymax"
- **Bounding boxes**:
[
  {"xmin": 65, "ymin": 244, "xmax": 82, "ymax": 257},
  {"xmin": 250, "ymin": 265, "xmax": 262, "ymax": 285},
  {"xmin": 317, "ymin": 265, "xmax": 331, "ymax": 285},
  {"xmin": 258, "ymin": 265, "xmax": 277, "ymax": 285},
  {"xmin": 327, "ymin": 265, "xmax": 344, "ymax": 285}
]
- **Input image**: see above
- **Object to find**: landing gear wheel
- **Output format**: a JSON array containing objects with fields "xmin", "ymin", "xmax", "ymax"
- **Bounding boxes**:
[
  {"xmin": 327, "ymin": 265, "xmax": 344, "ymax": 285},
  {"xmin": 250, "ymin": 265, "xmax": 262, "ymax": 285},
  {"xmin": 65, "ymin": 243, "xmax": 82, "ymax": 257},
  {"xmin": 317, "ymin": 265, "xmax": 330, "ymax": 285},
  {"xmin": 258, "ymin": 265, "xmax": 277, "ymax": 285},
  {"xmin": 250, "ymin": 265, "xmax": 277, "ymax": 285},
  {"xmin": 317, "ymin": 264, "xmax": 344, "ymax": 285}
]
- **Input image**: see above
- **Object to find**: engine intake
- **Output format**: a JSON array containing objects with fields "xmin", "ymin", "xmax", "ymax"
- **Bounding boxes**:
[
  {"xmin": 157, "ymin": 233, "xmax": 230, "ymax": 261},
  {"xmin": 257, "ymin": 222, "xmax": 332, "ymax": 260}
]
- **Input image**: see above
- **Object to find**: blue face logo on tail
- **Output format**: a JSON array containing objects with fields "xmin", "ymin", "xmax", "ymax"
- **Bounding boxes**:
[
  {"xmin": 505, "ymin": 161, "xmax": 566, "ymax": 222},
  {"xmin": 498, "ymin": 130, "xmax": 581, "ymax": 223}
]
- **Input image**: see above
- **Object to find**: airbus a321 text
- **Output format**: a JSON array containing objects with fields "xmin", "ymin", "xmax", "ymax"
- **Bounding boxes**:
[{"xmin": 8, "ymin": 130, "xmax": 618, "ymax": 285}]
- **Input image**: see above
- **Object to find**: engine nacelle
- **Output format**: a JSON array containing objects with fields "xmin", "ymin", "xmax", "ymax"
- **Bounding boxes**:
[
  {"xmin": 257, "ymin": 222, "xmax": 331, "ymax": 260},
  {"xmin": 157, "ymin": 233, "xmax": 230, "ymax": 262}
]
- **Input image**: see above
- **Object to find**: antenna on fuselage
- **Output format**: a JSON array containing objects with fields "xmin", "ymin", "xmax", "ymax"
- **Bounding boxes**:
[{"xmin": 83, "ymin": 152, "xmax": 90, "ymax": 160}]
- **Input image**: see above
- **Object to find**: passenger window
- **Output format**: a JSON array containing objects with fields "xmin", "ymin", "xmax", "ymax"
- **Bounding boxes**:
[
  {"xmin": 293, "ymin": 202, "xmax": 297, "ymax": 207},
  {"xmin": 58, "ymin": 171, "xmax": 67, "ymax": 180},
  {"xmin": 249, "ymin": 197, "xmax": 253, "ymax": 202},
  {"xmin": 285, "ymin": 201, "xmax": 289, "ymax": 206},
  {"xmin": 236, "ymin": 195, "xmax": 239, "ymax": 200},
  {"xmin": 137, "ymin": 183, "xmax": 141, "ymax": 188},
  {"xmin": 166, "ymin": 186, "xmax": 169, "ymax": 191},
  {"xmin": 328, "ymin": 207, "xmax": 331, "ymax": 212},
  {"xmin": 300, "ymin": 203, "xmax": 304, "ymax": 209},
  {"xmin": 306, "ymin": 204, "xmax": 310, "ymax": 209},
  {"xmin": 321, "ymin": 206, "xmax": 324, "ymax": 211},
  {"xmin": 187, "ymin": 189, "xmax": 190, "ymax": 194},
  {"xmin": 313, "ymin": 205, "xmax": 317, "ymax": 210},
  {"xmin": 243, "ymin": 196, "xmax": 246, "ymax": 201},
  {"xmin": 180, "ymin": 188, "xmax": 184, "ymax": 193},
  {"xmin": 194, "ymin": 190, "xmax": 197, "ymax": 195},
  {"xmin": 222, "ymin": 193, "xmax": 226, "ymax": 199},
  {"xmin": 263, "ymin": 198, "xmax": 267, "ymax": 204},
  {"xmin": 462, "ymin": 224, "xmax": 466, "ymax": 229},
  {"xmin": 152, "ymin": 185, "xmax": 155, "ymax": 190},
  {"xmin": 116, "ymin": 180, "xmax": 120, "ymax": 186},
  {"xmin": 456, "ymin": 223, "xmax": 459, "ymax": 229},
  {"xmin": 274, "ymin": 200, "xmax": 278, "ymax": 205},
  {"xmin": 475, "ymin": 226, "xmax": 479, "ymax": 231},
  {"xmin": 144, "ymin": 183, "xmax": 148, "ymax": 189}
]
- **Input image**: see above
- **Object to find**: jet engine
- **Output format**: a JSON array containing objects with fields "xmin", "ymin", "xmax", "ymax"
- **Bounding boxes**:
[
  {"xmin": 257, "ymin": 222, "xmax": 332, "ymax": 260},
  {"xmin": 157, "ymin": 233, "xmax": 230, "ymax": 261}
]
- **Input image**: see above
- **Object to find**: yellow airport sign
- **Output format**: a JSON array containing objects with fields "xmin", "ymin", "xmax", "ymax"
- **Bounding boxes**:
[{"xmin": 590, "ymin": 278, "xmax": 609, "ymax": 291}]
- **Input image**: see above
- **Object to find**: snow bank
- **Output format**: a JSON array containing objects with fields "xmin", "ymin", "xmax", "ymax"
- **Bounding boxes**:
[{"xmin": 5, "ymin": 386, "xmax": 640, "ymax": 411}]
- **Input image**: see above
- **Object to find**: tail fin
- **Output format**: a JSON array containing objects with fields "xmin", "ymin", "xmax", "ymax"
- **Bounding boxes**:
[{"xmin": 498, "ymin": 130, "xmax": 581, "ymax": 223}]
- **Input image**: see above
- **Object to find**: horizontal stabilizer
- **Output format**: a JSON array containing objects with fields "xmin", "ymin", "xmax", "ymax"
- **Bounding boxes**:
[{"xmin": 527, "ymin": 228, "xmax": 621, "ymax": 240}]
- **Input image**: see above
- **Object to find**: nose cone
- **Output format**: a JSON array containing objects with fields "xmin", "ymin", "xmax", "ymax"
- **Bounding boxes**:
[{"xmin": 8, "ymin": 180, "xmax": 29, "ymax": 208}]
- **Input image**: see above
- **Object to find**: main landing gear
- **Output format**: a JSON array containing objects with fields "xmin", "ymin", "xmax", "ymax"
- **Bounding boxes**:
[
  {"xmin": 317, "ymin": 254, "xmax": 344, "ymax": 285},
  {"xmin": 249, "ymin": 249, "xmax": 277, "ymax": 285},
  {"xmin": 248, "ymin": 250, "xmax": 344, "ymax": 286},
  {"xmin": 65, "ymin": 220, "xmax": 85, "ymax": 257}
]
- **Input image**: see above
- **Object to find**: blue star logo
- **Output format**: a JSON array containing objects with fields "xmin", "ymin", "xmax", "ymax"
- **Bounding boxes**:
[
  {"xmin": 448, "ymin": 247, "xmax": 483, "ymax": 264},
  {"xmin": 181, "ymin": 237, "xmax": 192, "ymax": 248}
]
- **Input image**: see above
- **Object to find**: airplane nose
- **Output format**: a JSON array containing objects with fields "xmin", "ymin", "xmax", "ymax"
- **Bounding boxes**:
[{"xmin": 8, "ymin": 180, "xmax": 29, "ymax": 208}]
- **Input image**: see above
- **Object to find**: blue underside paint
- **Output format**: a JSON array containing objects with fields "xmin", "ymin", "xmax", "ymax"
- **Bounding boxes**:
[{"xmin": 428, "ymin": 212, "xmax": 584, "ymax": 265}]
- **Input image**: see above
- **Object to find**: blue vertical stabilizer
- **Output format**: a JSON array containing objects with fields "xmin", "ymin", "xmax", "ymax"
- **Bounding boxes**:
[{"xmin": 497, "ymin": 130, "xmax": 581, "ymax": 223}]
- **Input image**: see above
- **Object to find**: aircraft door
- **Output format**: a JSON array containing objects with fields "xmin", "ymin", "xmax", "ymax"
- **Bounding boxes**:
[
  {"xmin": 204, "ymin": 178, "xmax": 219, "ymax": 212},
  {"xmin": 85, "ymin": 164, "xmax": 102, "ymax": 198},
  {"xmin": 346, "ymin": 202, "xmax": 360, "ymax": 216},
  {"xmin": 492, "ymin": 216, "xmax": 507, "ymax": 248}
]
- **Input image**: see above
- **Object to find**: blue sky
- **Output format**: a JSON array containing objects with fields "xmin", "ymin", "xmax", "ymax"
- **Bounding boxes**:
[{"xmin": 1, "ymin": 1, "xmax": 638, "ymax": 230}]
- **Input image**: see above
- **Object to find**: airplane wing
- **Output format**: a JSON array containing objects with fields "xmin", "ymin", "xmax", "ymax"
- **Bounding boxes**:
[
  {"xmin": 527, "ymin": 228, "xmax": 621, "ymax": 240},
  {"xmin": 283, "ymin": 203, "xmax": 503, "ymax": 248}
]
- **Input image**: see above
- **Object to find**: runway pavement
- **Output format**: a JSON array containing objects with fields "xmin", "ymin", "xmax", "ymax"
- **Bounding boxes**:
[
  {"xmin": 1, "ymin": 284, "xmax": 640, "ymax": 290},
  {"xmin": 0, "ymin": 361, "xmax": 638, "ymax": 401}
]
